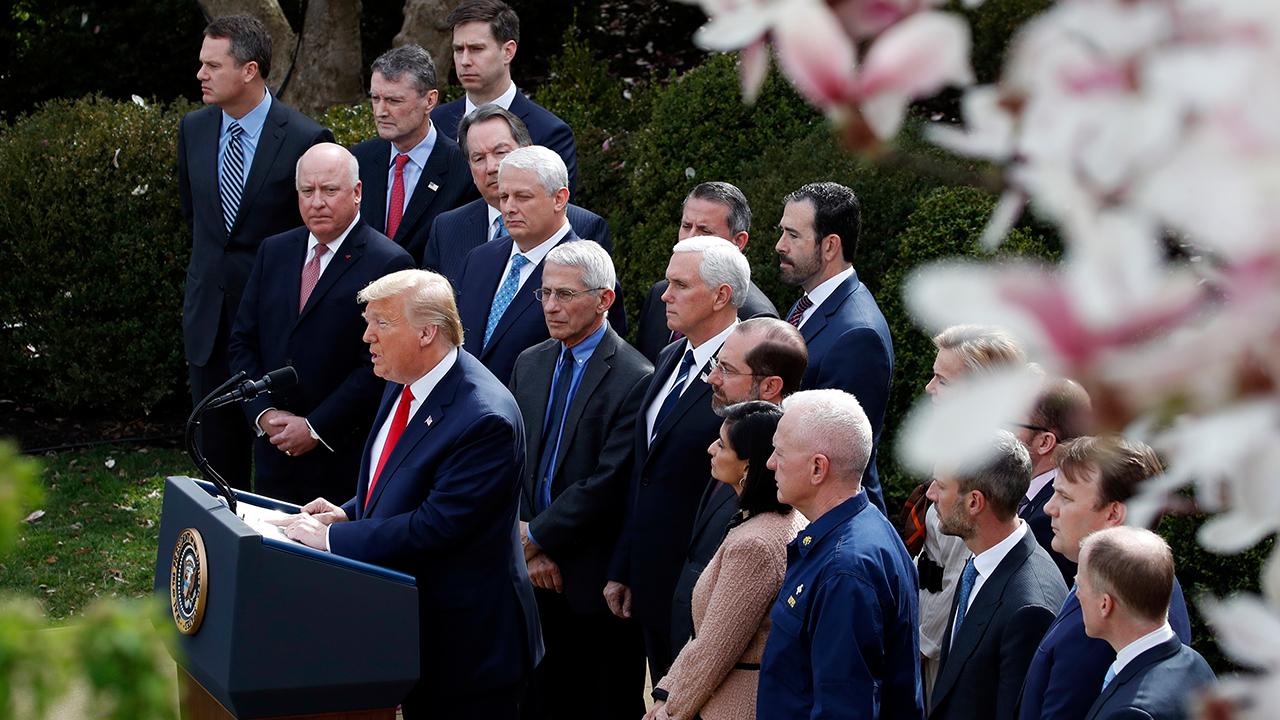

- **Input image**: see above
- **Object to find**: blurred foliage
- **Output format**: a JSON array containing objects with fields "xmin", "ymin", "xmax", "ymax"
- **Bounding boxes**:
[{"xmin": 319, "ymin": 102, "xmax": 375, "ymax": 148}]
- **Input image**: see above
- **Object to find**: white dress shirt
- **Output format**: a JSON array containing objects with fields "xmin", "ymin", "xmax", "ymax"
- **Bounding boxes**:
[
  {"xmin": 488, "ymin": 220, "xmax": 571, "ymax": 307},
  {"xmin": 384, "ymin": 124, "xmax": 438, "ymax": 221},
  {"xmin": 644, "ymin": 319, "xmax": 739, "ymax": 442},
  {"xmin": 952, "ymin": 521, "xmax": 1030, "ymax": 643},
  {"xmin": 365, "ymin": 347, "xmax": 460, "ymax": 487},
  {"xmin": 1109, "ymin": 623, "xmax": 1176, "ymax": 680},
  {"xmin": 1026, "ymin": 468, "xmax": 1056, "ymax": 505},
  {"xmin": 464, "ymin": 81, "xmax": 519, "ymax": 116},
  {"xmin": 796, "ymin": 266, "xmax": 854, "ymax": 328}
]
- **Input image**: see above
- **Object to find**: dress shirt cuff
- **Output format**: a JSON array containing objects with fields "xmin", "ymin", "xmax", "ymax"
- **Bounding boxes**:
[
  {"xmin": 323, "ymin": 524, "xmax": 331, "ymax": 553},
  {"xmin": 253, "ymin": 408, "xmax": 275, "ymax": 437},
  {"xmin": 526, "ymin": 526, "xmax": 543, "ymax": 551},
  {"xmin": 305, "ymin": 419, "xmax": 334, "ymax": 453}
]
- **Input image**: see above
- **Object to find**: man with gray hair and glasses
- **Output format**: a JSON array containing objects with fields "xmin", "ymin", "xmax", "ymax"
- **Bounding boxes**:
[
  {"xmin": 509, "ymin": 240, "xmax": 653, "ymax": 719},
  {"xmin": 606, "ymin": 235, "xmax": 751, "ymax": 682},
  {"xmin": 352, "ymin": 44, "xmax": 474, "ymax": 265}
]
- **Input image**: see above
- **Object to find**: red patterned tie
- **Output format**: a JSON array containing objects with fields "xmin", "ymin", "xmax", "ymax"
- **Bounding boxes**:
[
  {"xmin": 786, "ymin": 294, "xmax": 813, "ymax": 327},
  {"xmin": 367, "ymin": 385, "xmax": 415, "ymax": 507},
  {"xmin": 298, "ymin": 243, "xmax": 329, "ymax": 311},
  {"xmin": 386, "ymin": 154, "xmax": 410, "ymax": 239}
]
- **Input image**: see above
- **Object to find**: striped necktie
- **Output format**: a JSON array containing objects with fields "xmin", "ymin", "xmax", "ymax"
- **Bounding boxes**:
[{"xmin": 219, "ymin": 121, "xmax": 245, "ymax": 234}]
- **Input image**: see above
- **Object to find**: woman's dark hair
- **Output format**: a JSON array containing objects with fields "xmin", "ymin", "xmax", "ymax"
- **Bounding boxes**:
[{"xmin": 721, "ymin": 400, "xmax": 791, "ymax": 517}]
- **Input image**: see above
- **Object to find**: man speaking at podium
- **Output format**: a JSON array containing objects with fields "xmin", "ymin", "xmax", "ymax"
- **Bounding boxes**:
[{"xmin": 271, "ymin": 268, "xmax": 542, "ymax": 719}]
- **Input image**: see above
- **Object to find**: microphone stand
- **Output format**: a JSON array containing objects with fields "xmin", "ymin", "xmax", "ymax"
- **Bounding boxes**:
[{"xmin": 185, "ymin": 371, "xmax": 246, "ymax": 514}]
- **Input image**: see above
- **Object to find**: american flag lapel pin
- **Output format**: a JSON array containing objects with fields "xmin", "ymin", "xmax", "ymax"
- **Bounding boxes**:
[
  {"xmin": 425, "ymin": 415, "xmax": 433, "ymax": 427},
  {"xmin": 427, "ymin": 181, "xmax": 440, "ymax": 192}
]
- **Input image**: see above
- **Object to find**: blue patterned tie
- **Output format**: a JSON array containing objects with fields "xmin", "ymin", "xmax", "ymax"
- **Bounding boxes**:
[
  {"xmin": 484, "ymin": 253, "xmax": 530, "ymax": 347},
  {"xmin": 219, "ymin": 121, "xmax": 245, "ymax": 235},
  {"xmin": 650, "ymin": 349, "xmax": 696, "ymax": 443},
  {"xmin": 536, "ymin": 348, "xmax": 577, "ymax": 513},
  {"xmin": 493, "ymin": 215, "xmax": 509, "ymax": 242},
  {"xmin": 952, "ymin": 556, "xmax": 979, "ymax": 643}
]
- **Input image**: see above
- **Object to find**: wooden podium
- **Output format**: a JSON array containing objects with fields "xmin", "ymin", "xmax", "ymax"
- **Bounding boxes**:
[{"xmin": 154, "ymin": 476, "xmax": 419, "ymax": 719}]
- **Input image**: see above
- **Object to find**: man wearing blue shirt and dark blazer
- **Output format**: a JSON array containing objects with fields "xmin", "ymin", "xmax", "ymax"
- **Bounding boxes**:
[
  {"xmin": 1077, "ymin": 527, "xmax": 1214, "ymax": 720},
  {"xmin": 179, "ymin": 15, "xmax": 333, "ymax": 489},
  {"xmin": 351, "ymin": 45, "xmax": 475, "ymax": 266},
  {"xmin": 431, "ymin": 0, "xmax": 578, "ymax": 194},
  {"xmin": 272, "ymin": 269, "xmax": 541, "ymax": 720},
  {"xmin": 775, "ymin": 182, "xmax": 893, "ymax": 514},
  {"xmin": 928, "ymin": 432, "xmax": 1068, "ymax": 720},
  {"xmin": 509, "ymin": 241, "xmax": 652, "ymax": 720},
  {"xmin": 757, "ymin": 389, "xmax": 923, "ymax": 720},
  {"xmin": 1018, "ymin": 436, "xmax": 1194, "ymax": 720}
]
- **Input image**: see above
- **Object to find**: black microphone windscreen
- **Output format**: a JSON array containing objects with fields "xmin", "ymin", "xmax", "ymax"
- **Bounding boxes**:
[{"xmin": 265, "ymin": 366, "xmax": 298, "ymax": 390}]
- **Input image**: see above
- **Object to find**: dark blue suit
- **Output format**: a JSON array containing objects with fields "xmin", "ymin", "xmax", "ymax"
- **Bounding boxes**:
[
  {"xmin": 228, "ymin": 220, "xmax": 413, "ymax": 504},
  {"xmin": 757, "ymin": 493, "xmax": 924, "ymax": 720},
  {"xmin": 635, "ymin": 280, "xmax": 778, "ymax": 364},
  {"xmin": 432, "ymin": 91, "xmax": 578, "ymax": 194},
  {"xmin": 177, "ymin": 96, "xmax": 333, "ymax": 488},
  {"xmin": 791, "ymin": 270, "xmax": 893, "ymax": 514},
  {"xmin": 329, "ymin": 350, "xmax": 542, "ymax": 714},
  {"xmin": 350, "ymin": 133, "xmax": 476, "ymax": 266},
  {"xmin": 424, "ymin": 198, "xmax": 611, "ymax": 287},
  {"xmin": 931, "ymin": 530, "xmax": 1068, "ymax": 720},
  {"xmin": 1020, "ymin": 480, "xmax": 1078, "ymax": 584},
  {"xmin": 1017, "ymin": 579, "xmax": 1193, "ymax": 720},
  {"xmin": 1084, "ymin": 637, "xmax": 1215, "ymax": 720}
]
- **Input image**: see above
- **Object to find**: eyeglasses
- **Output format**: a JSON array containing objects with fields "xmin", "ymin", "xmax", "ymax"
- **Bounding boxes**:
[
  {"xmin": 533, "ymin": 287, "xmax": 605, "ymax": 303},
  {"xmin": 709, "ymin": 357, "xmax": 761, "ymax": 378},
  {"xmin": 1011, "ymin": 422, "xmax": 1056, "ymax": 438}
]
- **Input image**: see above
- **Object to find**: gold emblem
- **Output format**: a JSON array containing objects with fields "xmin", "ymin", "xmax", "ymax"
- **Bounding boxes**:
[
  {"xmin": 802, "ymin": 536, "xmax": 812, "ymax": 546},
  {"xmin": 787, "ymin": 596, "xmax": 796, "ymax": 607},
  {"xmin": 170, "ymin": 527, "xmax": 209, "ymax": 635}
]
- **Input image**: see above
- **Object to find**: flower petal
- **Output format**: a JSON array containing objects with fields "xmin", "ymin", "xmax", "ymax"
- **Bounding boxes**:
[{"xmin": 771, "ymin": 1, "xmax": 860, "ymax": 108}]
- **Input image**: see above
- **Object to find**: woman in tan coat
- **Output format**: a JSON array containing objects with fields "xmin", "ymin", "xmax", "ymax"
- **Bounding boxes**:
[{"xmin": 646, "ymin": 401, "xmax": 805, "ymax": 720}]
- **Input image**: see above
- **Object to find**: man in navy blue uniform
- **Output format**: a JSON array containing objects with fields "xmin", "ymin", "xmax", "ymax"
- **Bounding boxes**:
[
  {"xmin": 432, "ymin": 0, "xmax": 578, "ymax": 193},
  {"xmin": 229, "ymin": 143, "xmax": 413, "ymax": 504},
  {"xmin": 1017, "ymin": 436, "xmax": 1193, "ymax": 720},
  {"xmin": 757, "ymin": 389, "xmax": 924, "ymax": 720},
  {"xmin": 1078, "ymin": 527, "xmax": 1214, "ymax": 720},
  {"xmin": 273, "ymin": 269, "xmax": 541, "ymax": 719},
  {"xmin": 775, "ymin": 182, "xmax": 893, "ymax": 513}
]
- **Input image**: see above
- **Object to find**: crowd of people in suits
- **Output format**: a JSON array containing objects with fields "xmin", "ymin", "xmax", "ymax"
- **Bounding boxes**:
[{"xmin": 177, "ymin": 3, "xmax": 1218, "ymax": 719}]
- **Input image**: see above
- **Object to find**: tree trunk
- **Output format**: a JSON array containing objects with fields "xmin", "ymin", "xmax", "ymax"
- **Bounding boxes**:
[
  {"xmin": 195, "ymin": 0, "xmax": 297, "ymax": 91},
  {"xmin": 395, "ymin": 0, "xmax": 465, "ymax": 86}
]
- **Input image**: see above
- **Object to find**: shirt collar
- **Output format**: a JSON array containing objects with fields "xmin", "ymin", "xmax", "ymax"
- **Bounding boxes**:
[
  {"xmin": 509, "ymin": 219, "xmax": 572, "ymax": 265},
  {"xmin": 223, "ymin": 89, "xmax": 271, "ymax": 138},
  {"xmin": 563, "ymin": 321, "xmax": 608, "ymax": 364},
  {"xmin": 1111, "ymin": 623, "xmax": 1176, "ymax": 677},
  {"xmin": 971, "ymin": 520, "xmax": 1029, "ymax": 580},
  {"xmin": 406, "ymin": 346, "xmax": 459, "ymax": 410},
  {"xmin": 307, "ymin": 213, "xmax": 361, "ymax": 257},
  {"xmin": 792, "ymin": 492, "xmax": 870, "ymax": 558},
  {"xmin": 1026, "ymin": 467, "xmax": 1057, "ymax": 501},
  {"xmin": 683, "ymin": 318, "xmax": 739, "ymax": 380},
  {"xmin": 389, "ymin": 123, "xmax": 437, "ymax": 169},
  {"xmin": 487, "ymin": 203, "xmax": 503, "ymax": 230},
  {"xmin": 464, "ymin": 81, "xmax": 518, "ymax": 116},
  {"xmin": 804, "ymin": 266, "xmax": 855, "ymax": 310}
]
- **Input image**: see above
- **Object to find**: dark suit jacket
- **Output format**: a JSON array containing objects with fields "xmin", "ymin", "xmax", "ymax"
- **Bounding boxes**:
[
  {"xmin": 635, "ymin": 279, "xmax": 779, "ymax": 364},
  {"xmin": 432, "ymin": 91, "xmax": 578, "ymax": 194},
  {"xmin": 1017, "ymin": 579, "xmax": 1193, "ymax": 720},
  {"xmin": 608, "ymin": 340, "xmax": 725, "ymax": 630},
  {"xmin": 178, "ymin": 97, "xmax": 333, "ymax": 366},
  {"xmin": 509, "ymin": 329, "xmax": 654, "ymax": 614},
  {"xmin": 1084, "ymin": 638, "xmax": 1215, "ymax": 720},
  {"xmin": 1020, "ymin": 480, "xmax": 1079, "ymax": 584},
  {"xmin": 791, "ymin": 269, "xmax": 893, "ymax": 514},
  {"xmin": 228, "ymin": 220, "xmax": 414, "ymax": 503},
  {"xmin": 424, "ymin": 198, "xmax": 611, "ymax": 287},
  {"xmin": 329, "ymin": 350, "xmax": 542, "ymax": 696},
  {"xmin": 669, "ymin": 481, "xmax": 739, "ymax": 651},
  {"xmin": 931, "ymin": 530, "xmax": 1068, "ymax": 720},
  {"xmin": 350, "ymin": 133, "xmax": 476, "ymax": 266}
]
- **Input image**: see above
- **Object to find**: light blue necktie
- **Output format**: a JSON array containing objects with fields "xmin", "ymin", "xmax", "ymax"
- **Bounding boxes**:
[
  {"xmin": 952, "ymin": 556, "xmax": 979, "ymax": 643},
  {"xmin": 1102, "ymin": 666, "xmax": 1116, "ymax": 690},
  {"xmin": 219, "ymin": 121, "xmax": 245, "ymax": 234},
  {"xmin": 484, "ymin": 253, "xmax": 530, "ymax": 348},
  {"xmin": 493, "ymin": 215, "xmax": 509, "ymax": 241}
]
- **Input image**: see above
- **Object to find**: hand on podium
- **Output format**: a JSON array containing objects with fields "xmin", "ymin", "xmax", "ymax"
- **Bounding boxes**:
[
  {"xmin": 299, "ymin": 497, "xmax": 348, "ymax": 525},
  {"xmin": 266, "ymin": 498, "xmax": 348, "ymax": 551}
]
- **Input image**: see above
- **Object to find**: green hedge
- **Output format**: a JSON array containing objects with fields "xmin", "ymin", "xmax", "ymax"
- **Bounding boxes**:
[{"xmin": 0, "ymin": 96, "xmax": 195, "ymax": 412}]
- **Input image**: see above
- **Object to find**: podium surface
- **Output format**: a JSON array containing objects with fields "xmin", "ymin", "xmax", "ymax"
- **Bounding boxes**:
[{"xmin": 154, "ymin": 476, "xmax": 419, "ymax": 719}]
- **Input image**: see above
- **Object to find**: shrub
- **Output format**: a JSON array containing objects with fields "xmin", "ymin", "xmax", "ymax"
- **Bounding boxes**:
[
  {"xmin": 0, "ymin": 95, "xmax": 195, "ymax": 413},
  {"xmin": 319, "ymin": 102, "xmax": 375, "ymax": 149}
]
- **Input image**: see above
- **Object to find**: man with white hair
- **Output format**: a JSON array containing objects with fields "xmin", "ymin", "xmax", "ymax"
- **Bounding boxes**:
[
  {"xmin": 757, "ymin": 389, "xmax": 924, "ymax": 720},
  {"xmin": 455, "ymin": 144, "xmax": 617, "ymax": 383},
  {"xmin": 272, "ymin": 268, "xmax": 541, "ymax": 719},
  {"xmin": 229, "ymin": 143, "xmax": 413, "ymax": 503},
  {"xmin": 606, "ymin": 235, "xmax": 750, "ymax": 683}
]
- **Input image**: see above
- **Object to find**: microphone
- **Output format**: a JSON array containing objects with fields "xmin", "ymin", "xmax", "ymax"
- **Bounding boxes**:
[{"xmin": 207, "ymin": 367, "xmax": 298, "ymax": 408}]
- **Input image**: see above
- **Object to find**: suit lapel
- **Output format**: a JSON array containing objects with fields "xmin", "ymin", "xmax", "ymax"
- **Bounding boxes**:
[
  {"xmin": 1086, "ymin": 638, "xmax": 1183, "ymax": 720},
  {"xmin": 1021, "ymin": 480, "xmax": 1055, "ymax": 520},
  {"xmin": 298, "ymin": 224, "xmax": 366, "ymax": 322},
  {"xmin": 236, "ymin": 99, "xmax": 288, "ymax": 234},
  {"xmin": 517, "ymin": 342, "xmax": 557, "ymax": 508},
  {"xmin": 285, "ymin": 232, "xmax": 307, "ymax": 322},
  {"xmin": 647, "ymin": 350, "xmax": 717, "ymax": 453},
  {"xmin": 552, "ymin": 331, "xmax": 615, "ymax": 480},
  {"xmin": 395, "ymin": 141, "xmax": 449, "ymax": 242},
  {"xmin": 362, "ymin": 142, "xmax": 392, "ymax": 234},
  {"xmin": 688, "ymin": 482, "xmax": 736, "ymax": 551},
  {"xmin": 800, "ymin": 273, "xmax": 858, "ymax": 344},
  {"xmin": 199, "ymin": 109, "xmax": 227, "ymax": 235}
]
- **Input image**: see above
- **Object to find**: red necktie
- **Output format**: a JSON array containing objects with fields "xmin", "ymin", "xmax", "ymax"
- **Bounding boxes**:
[
  {"xmin": 366, "ymin": 385, "xmax": 415, "ymax": 507},
  {"xmin": 787, "ymin": 294, "xmax": 813, "ymax": 327},
  {"xmin": 386, "ymin": 154, "xmax": 410, "ymax": 239},
  {"xmin": 299, "ymin": 243, "xmax": 329, "ymax": 311}
]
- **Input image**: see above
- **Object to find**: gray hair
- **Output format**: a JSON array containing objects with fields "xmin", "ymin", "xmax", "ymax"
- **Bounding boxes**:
[
  {"xmin": 498, "ymin": 145, "xmax": 567, "ymax": 196},
  {"xmin": 295, "ymin": 143, "xmax": 360, "ymax": 189},
  {"xmin": 545, "ymin": 240, "xmax": 616, "ymax": 291},
  {"xmin": 371, "ymin": 44, "xmax": 438, "ymax": 95},
  {"xmin": 458, "ymin": 104, "xmax": 532, "ymax": 158},
  {"xmin": 933, "ymin": 324, "xmax": 1026, "ymax": 373},
  {"xmin": 357, "ymin": 269, "xmax": 464, "ymax": 347},
  {"xmin": 955, "ymin": 430, "xmax": 1032, "ymax": 520},
  {"xmin": 686, "ymin": 181, "xmax": 752, "ymax": 235},
  {"xmin": 781, "ymin": 389, "xmax": 873, "ymax": 483},
  {"xmin": 671, "ymin": 236, "xmax": 751, "ymax": 308}
]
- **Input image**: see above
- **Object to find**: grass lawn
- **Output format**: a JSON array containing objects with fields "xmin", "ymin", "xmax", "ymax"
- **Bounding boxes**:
[{"xmin": 0, "ymin": 444, "xmax": 195, "ymax": 618}]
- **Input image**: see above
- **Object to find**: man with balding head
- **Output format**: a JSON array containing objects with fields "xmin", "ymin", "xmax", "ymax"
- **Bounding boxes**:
[
  {"xmin": 230, "ymin": 143, "xmax": 413, "ymax": 503},
  {"xmin": 1077, "ymin": 528, "xmax": 1214, "ymax": 720},
  {"xmin": 757, "ymin": 389, "xmax": 924, "ymax": 720}
]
